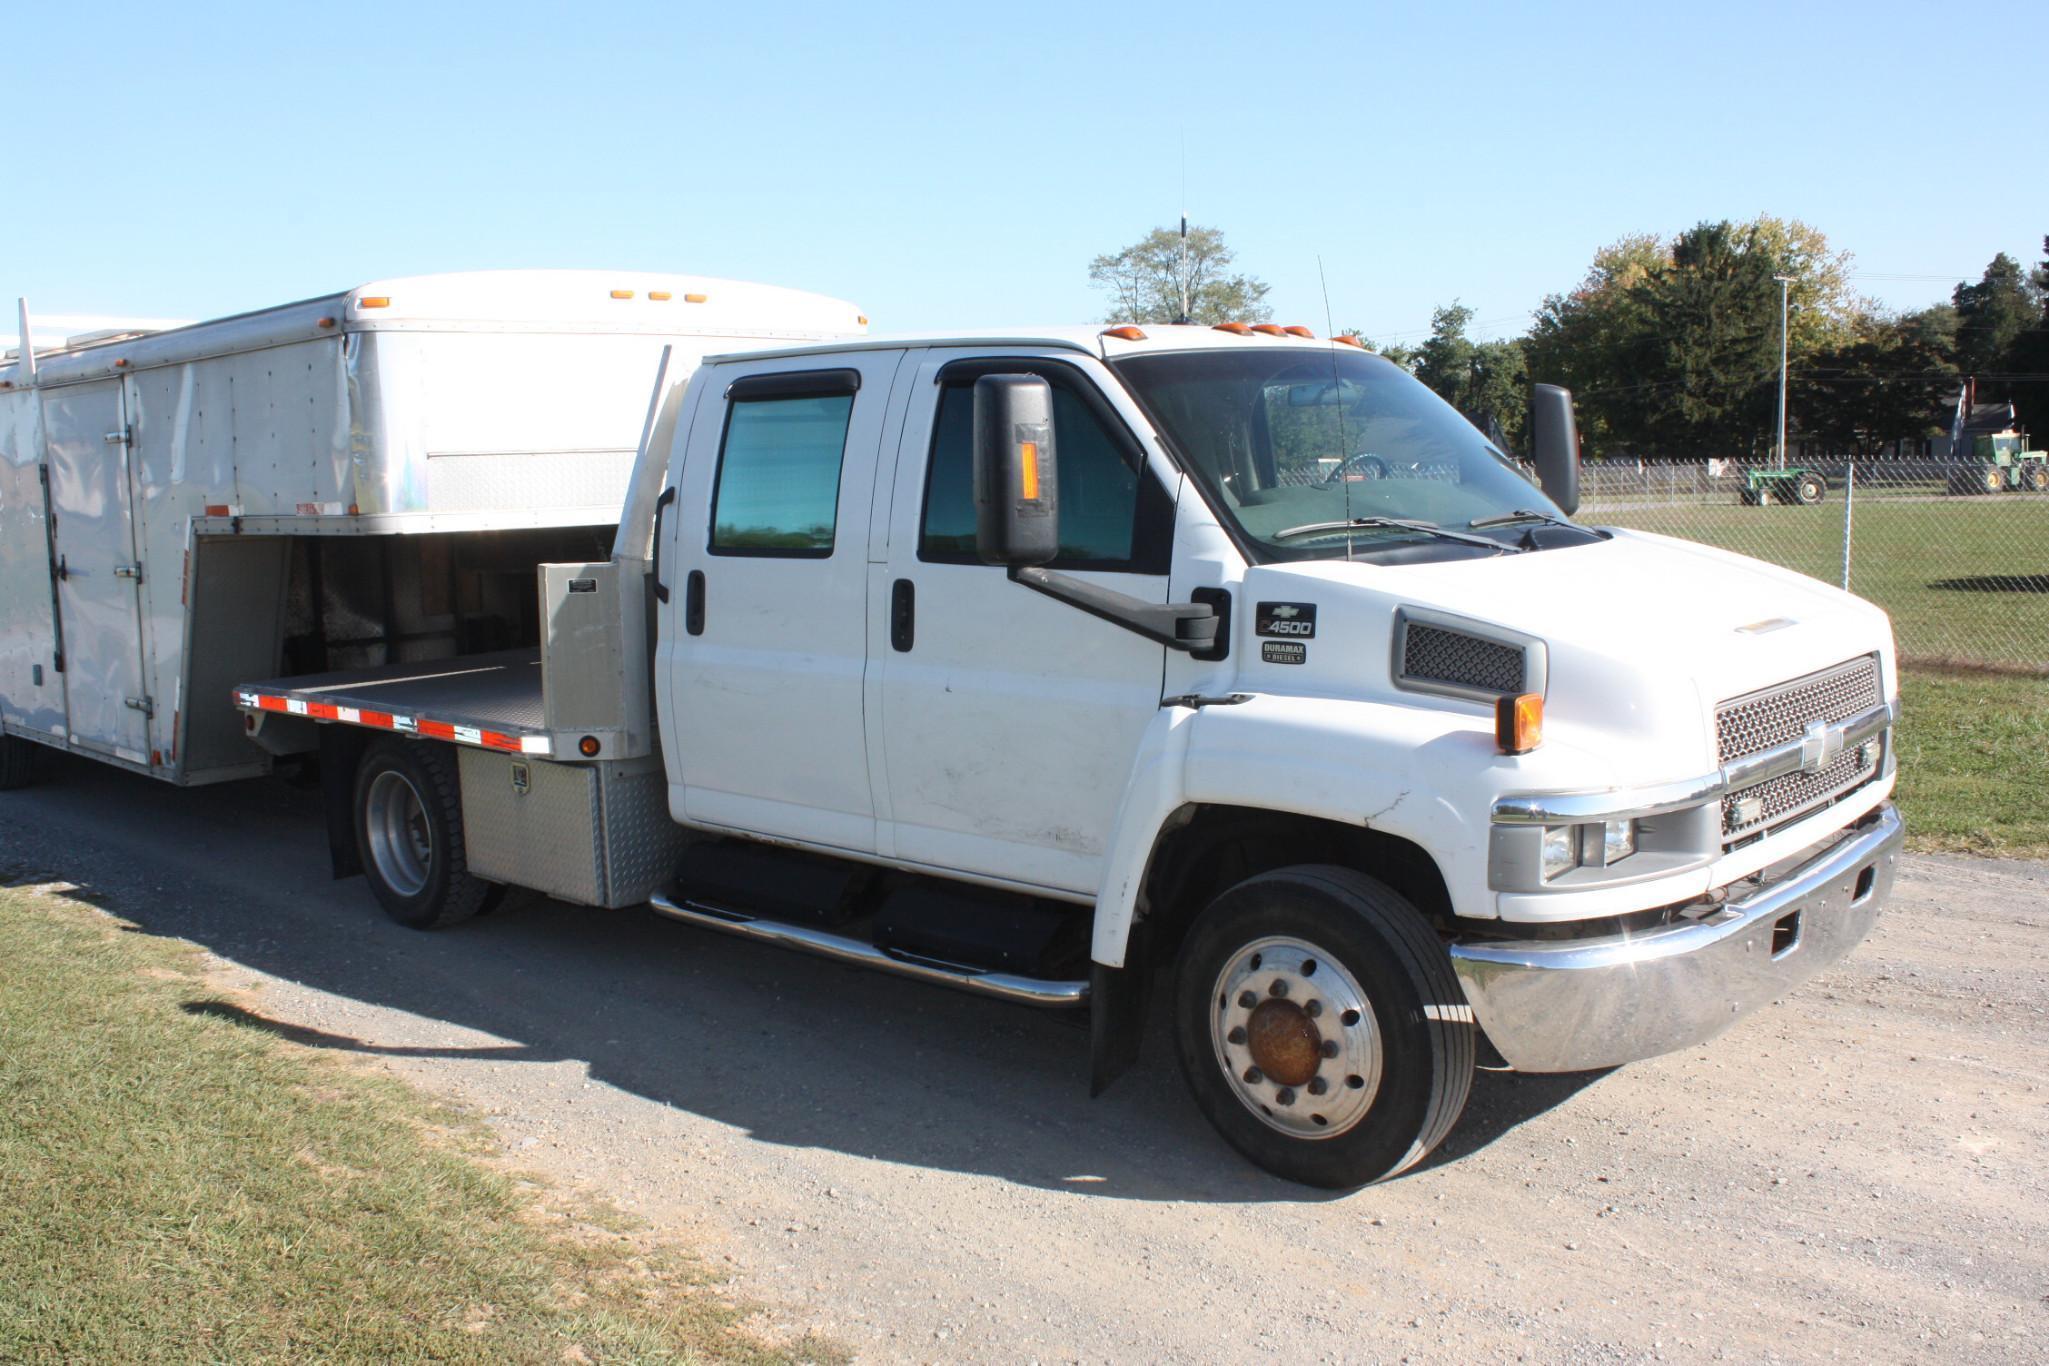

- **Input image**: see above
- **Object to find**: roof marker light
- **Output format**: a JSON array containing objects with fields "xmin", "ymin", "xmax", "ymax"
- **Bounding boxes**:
[
  {"xmin": 1283, "ymin": 325, "xmax": 1315, "ymax": 338},
  {"xmin": 648, "ymin": 290, "xmax": 673, "ymax": 301},
  {"xmin": 358, "ymin": 296, "xmax": 391, "ymax": 309},
  {"xmin": 1213, "ymin": 322, "xmax": 1253, "ymax": 335},
  {"xmin": 610, "ymin": 289, "xmax": 635, "ymax": 299},
  {"xmin": 317, "ymin": 316, "xmax": 336, "ymax": 328},
  {"xmin": 1101, "ymin": 326, "xmax": 1147, "ymax": 341},
  {"xmin": 684, "ymin": 292, "xmax": 709, "ymax": 304},
  {"xmin": 856, "ymin": 314, "xmax": 869, "ymax": 326},
  {"xmin": 1332, "ymin": 334, "xmax": 1365, "ymax": 348},
  {"xmin": 1250, "ymin": 323, "xmax": 1288, "ymax": 337}
]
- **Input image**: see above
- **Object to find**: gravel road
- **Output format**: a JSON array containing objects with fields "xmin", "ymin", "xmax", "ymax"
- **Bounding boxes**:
[{"xmin": 4, "ymin": 755, "xmax": 2044, "ymax": 1362}]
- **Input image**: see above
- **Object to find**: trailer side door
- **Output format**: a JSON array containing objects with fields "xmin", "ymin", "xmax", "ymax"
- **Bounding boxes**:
[{"xmin": 41, "ymin": 379, "xmax": 153, "ymax": 765}]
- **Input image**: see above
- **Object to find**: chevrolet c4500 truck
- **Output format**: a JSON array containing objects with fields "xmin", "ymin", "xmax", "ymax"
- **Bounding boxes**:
[{"xmin": 2, "ymin": 300, "xmax": 1902, "ymax": 1186}]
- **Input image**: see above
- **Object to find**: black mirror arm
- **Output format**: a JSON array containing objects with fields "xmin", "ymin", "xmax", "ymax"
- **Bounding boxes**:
[{"xmin": 1009, "ymin": 566, "xmax": 1220, "ymax": 652}]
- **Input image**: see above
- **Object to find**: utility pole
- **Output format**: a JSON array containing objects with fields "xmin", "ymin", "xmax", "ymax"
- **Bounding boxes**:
[{"xmin": 1774, "ymin": 274, "xmax": 1793, "ymax": 469}]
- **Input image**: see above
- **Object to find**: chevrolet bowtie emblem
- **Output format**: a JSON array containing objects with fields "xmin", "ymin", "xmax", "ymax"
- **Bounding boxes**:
[{"xmin": 1798, "ymin": 719, "xmax": 1843, "ymax": 774}]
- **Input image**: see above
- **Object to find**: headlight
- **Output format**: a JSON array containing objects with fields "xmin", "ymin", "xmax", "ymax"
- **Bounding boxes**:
[
  {"xmin": 1541, "ymin": 819, "xmax": 1638, "ymax": 880},
  {"xmin": 1541, "ymin": 825, "xmax": 1578, "ymax": 879}
]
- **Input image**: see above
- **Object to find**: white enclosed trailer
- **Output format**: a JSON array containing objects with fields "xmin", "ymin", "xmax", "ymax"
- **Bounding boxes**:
[{"xmin": 0, "ymin": 271, "xmax": 863, "ymax": 785}]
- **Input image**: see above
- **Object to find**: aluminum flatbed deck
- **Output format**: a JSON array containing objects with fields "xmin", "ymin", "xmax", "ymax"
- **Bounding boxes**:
[{"xmin": 234, "ymin": 650, "xmax": 554, "ymax": 756}]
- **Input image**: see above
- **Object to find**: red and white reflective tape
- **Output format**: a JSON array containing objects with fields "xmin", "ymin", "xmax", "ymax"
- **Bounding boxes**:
[{"xmin": 234, "ymin": 689, "xmax": 551, "ymax": 756}]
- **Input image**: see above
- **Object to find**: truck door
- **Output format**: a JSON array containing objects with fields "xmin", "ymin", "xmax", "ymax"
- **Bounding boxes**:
[
  {"xmin": 875, "ymin": 351, "xmax": 1175, "ymax": 894},
  {"xmin": 40, "ymin": 379, "xmax": 152, "ymax": 765},
  {"xmin": 661, "ymin": 352, "xmax": 906, "ymax": 853}
]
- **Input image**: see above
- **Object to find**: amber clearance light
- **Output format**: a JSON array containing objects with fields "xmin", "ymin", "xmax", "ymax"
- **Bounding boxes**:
[{"xmin": 1495, "ymin": 693, "xmax": 1543, "ymax": 755}]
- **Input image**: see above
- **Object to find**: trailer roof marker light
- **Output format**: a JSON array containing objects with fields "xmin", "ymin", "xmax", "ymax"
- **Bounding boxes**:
[
  {"xmin": 1332, "ymin": 334, "xmax": 1365, "ymax": 348},
  {"xmin": 1101, "ymin": 326, "xmax": 1148, "ymax": 341},
  {"xmin": 856, "ymin": 314, "xmax": 868, "ymax": 326},
  {"xmin": 317, "ymin": 316, "xmax": 337, "ymax": 328},
  {"xmin": 610, "ymin": 289, "xmax": 635, "ymax": 299},
  {"xmin": 648, "ymin": 290, "xmax": 673, "ymax": 301},
  {"xmin": 1213, "ymin": 322, "xmax": 1253, "ymax": 335},
  {"xmin": 357, "ymin": 296, "xmax": 391, "ymax": 309},
  {"xmin": 1496, "ymin": 693, "xmax": 1544, "ymax": 755},
  {"xmin": 684, "ymin": 292, "xmax": 709, "ymax": 304}
]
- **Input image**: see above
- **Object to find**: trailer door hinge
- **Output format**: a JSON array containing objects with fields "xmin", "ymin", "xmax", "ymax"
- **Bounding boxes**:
[
  {"xmin": 124, "ymin": 695, "xmax": 154, "ymax": 717},
  {"xmin": 104, "ymin": 426, "xmax": 132, "ymax": 447},
  {"xmin": 113, "ymin": 563, "xmax": 142, "ymax": 582}
]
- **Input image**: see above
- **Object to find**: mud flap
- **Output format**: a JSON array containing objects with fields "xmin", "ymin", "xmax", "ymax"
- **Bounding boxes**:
[
  {"xmin": 1089, "ymin": 923, "xmax": 1152, "ymax": 1097},
  {"xmin": 320, "ymin": 726, "xmax": 367, "ymax": 880}
]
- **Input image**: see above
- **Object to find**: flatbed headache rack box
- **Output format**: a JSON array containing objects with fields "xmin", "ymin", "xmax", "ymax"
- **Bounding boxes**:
[{"xmin": 0, "ymin": 270, "xmax": 864, "ymax": 786}]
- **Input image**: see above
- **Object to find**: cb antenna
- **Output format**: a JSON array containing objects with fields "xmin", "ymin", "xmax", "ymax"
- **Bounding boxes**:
[
  {"xmin": 1175, "ymin": 128, "xmax": 1192, "ymax": 325},
  {"xmin": 1318, "ymin": 256, "xmax": 1355, "ymax": 556}
]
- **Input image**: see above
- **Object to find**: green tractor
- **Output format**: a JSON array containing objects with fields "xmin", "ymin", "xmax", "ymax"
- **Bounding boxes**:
[
  {"xmin": 1946, "ymin": 431, "xmax": 2049, "ymax": 494},
  {"xmin": 1740, "ymin": 465, "xmax": 1829, "ymax": 505}
]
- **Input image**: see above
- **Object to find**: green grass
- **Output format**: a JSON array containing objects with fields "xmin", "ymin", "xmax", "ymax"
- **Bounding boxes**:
[
  {"xmin": 1893, "ymin": 668, "xmax": 2049, "ymax": 859},
  {"xmin": 1590, "ymin": 495, "xmax": 2049, "ymax": 672},
  {"xmin": 0, "ymin": 885, "xmax": 840, "ymax": 1365}
]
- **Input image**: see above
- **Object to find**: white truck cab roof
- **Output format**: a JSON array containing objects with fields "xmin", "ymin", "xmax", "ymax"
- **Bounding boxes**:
[{"xmin": 704, "ymin": 322, "xmax": 1377, "ymax": 366}]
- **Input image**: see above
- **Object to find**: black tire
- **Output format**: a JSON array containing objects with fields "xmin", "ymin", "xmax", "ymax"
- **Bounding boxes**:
[
  {"xmin": 1173, "ymin": 865, "xmax": 1474, "ymax": 1188},
  {"xmin": 353, "ymin": 739, "xmax": 493, "ymax": 929},
  {"xmin": 0, "ymin": 734, "xmax": 38, "ymax": 791},
  {"xmin": 1795, "ymin": 473, "xmax": 1827, "ymax": 505}
]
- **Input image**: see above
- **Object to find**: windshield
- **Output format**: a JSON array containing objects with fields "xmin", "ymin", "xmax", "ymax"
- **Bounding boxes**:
[{"xmin": 1110, "ymin": 348, "xmax": 1564, "ymax": 561}]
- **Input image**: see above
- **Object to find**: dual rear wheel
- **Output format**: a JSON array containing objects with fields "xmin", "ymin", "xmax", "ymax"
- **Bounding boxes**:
[{"xmin": 353, "ymin": 740, "xmax": 502, "ymax": 929}]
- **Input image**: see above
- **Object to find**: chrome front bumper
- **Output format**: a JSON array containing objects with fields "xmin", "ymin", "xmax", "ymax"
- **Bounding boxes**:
[{"xmin": 1448, "ymin": 802, "xmax": 1903, "ymax": 1072}]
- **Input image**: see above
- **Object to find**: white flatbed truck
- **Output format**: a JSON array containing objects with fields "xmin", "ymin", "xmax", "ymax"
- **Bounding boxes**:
[{"xmin": 2, "ymin": 299, "xmax": 1904, "ymax": 1187}]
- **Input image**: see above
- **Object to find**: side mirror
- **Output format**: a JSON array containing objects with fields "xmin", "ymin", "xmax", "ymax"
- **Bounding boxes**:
[
  {"xmin": 1529, "ymin": 383, "xmax": 1581, "ymax": 515},
  {"xmin": 973, "ymin": 374, "xmax": 1060, "ymax": 566}
]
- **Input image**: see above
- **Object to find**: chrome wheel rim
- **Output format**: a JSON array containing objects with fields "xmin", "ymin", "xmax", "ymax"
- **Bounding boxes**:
[
  {"xmin": 1209, "ymin": 935, "xmax": 1382, "ymax": 1140},
  {"xmin": 364, "ymin": 769, "xmax": 432, "ymax": 898}
]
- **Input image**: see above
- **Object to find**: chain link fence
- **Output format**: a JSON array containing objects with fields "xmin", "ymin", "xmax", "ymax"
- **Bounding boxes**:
[{"xmin": 1583, "ymin": 458, "xmax": 2048, "ymax": 674}]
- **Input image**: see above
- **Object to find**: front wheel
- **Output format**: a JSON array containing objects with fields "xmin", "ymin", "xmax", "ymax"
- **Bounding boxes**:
[
  {"xmin": 1795, "ymin": 473, "xmax": 1827, "ymax": 505},
  {"xmin": 353, "ymin": 740, "xmax": 496, "ymax": 929},
  {"xmin": 2023, "ymin": 463, "xmax": 2048, "ymax": 493},
  {"xmin": 1174, "ymin": 866, "xmax": 1474, "ymax": 1187}
]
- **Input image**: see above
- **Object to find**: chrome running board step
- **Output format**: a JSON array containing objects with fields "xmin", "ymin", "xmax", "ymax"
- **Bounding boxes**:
[{"xmin": 648, "ymin": 891, "xmax": 1090, "ymax": 1008}]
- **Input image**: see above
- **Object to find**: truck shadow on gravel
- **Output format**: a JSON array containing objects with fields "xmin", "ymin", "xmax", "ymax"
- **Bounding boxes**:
[{"xmin": 5, "ymin": 758, "xmax": 1610, "ymax": 1203}]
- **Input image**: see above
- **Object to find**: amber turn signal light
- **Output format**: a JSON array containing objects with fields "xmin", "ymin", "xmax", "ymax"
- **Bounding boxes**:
[{"xmin": 1496, "ymin": 693, "xmax": 1543, "ymax": 755}]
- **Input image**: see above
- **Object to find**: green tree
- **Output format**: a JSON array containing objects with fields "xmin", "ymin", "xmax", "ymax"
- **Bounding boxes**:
[
  {"xmin": 1742, "ymin": 214, "xmax": 1863, "ymax": 354},
  {"xmin": 1952, "ymin": 252, "xmax": 2039, "ymax": 380},
  {"xmin": 1088, "ymin": 224, "xmax": 1271, "ymax": 325},
  {"xmin": 1412, "ymin": 303, "xmax": 1527, "ymax": 449},
  {"xmin": 1795, "ymin": 309, "xmax": 1958, "ymax": 457},
  {"xmin": 2014, "ymin": 236, "xmax": 2049, "ymax": 438},
  {"xmin": 1627, "ymin": 221, "xmax": 1781, "ymax": 458},
  {"xmin": 1524, "ymin": 234, "xmax": 1664, "ymax": 451}
]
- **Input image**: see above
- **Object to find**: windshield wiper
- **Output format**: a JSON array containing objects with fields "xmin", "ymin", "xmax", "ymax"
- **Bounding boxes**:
[
  {"xmin": 1467, "ymin": 509, "xmax": 1611, "ymax": 538},
  {"xmin": 1272, "ymin": 516, "xmax": 1514, "ymax": 553}
]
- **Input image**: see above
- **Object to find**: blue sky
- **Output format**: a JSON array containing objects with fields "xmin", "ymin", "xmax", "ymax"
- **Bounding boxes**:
[{"xmin": 8, "ymin": 1, "xmax": 2045, "ymax": 344}]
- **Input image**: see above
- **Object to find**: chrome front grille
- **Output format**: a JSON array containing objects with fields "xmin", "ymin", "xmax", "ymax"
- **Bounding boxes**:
[{"xmin": 1717, "ymin": 655, "xmax": 1883, "ymax": 840}]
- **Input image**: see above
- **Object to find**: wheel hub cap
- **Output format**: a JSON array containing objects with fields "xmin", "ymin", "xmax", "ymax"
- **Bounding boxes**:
[
  {"xmin": 1210, "ymin": 935, "xmax": 1383, "ymax": 1140},
  {"xmin": 1245, "ymin": 999, "xmax": 1322, "ymax": 1086}
]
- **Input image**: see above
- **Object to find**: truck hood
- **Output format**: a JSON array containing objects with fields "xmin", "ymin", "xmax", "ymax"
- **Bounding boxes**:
[{"xmin": 1229, "ymin": 528, "xmax": 1898, "ymax": 783}]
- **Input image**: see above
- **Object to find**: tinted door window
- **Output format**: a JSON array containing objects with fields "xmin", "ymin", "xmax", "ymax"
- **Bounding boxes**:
[
  {"xmin": 921, "ymin": 383, "xmax": 1140, "ymax": 565},
  {"xmin": 710, "ymin": 394, "xmax": 855, "ymax": 556}
]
